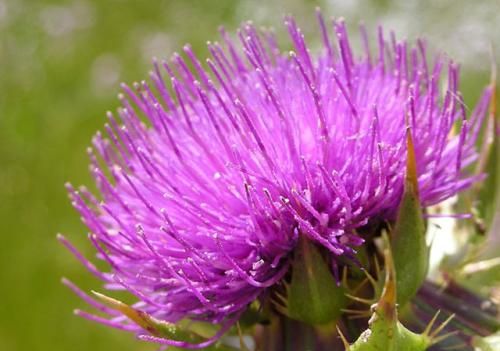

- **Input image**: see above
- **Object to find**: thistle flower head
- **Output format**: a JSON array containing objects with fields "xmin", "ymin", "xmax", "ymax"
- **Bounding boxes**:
[{"xmin": 60, "ymin": 10, "xmax": 491, "ymax": 347}]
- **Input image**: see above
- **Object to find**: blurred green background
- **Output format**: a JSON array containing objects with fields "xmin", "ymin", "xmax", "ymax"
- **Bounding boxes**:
[{"xmin": 0, "ymin": 0, "xmax": 497, "ymax": 350}]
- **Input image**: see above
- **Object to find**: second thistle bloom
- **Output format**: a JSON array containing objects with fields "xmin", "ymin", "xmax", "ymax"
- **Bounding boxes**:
[{"xmin": 62, "ymin": 11, "xmax": 491, "ymax": 344}]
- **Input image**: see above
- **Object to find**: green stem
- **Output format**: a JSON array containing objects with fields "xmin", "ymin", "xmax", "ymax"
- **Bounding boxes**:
[
  {"xmin": 283, "ymin": 317, "xmax": 293, "ymax": 351},
  {"xmin": 256, "ymin": 316, "xmax": 342, "ymax": 351},
  {"xmin": 303, "ymin": 323, "xmax": 315, "ymax": 351}
]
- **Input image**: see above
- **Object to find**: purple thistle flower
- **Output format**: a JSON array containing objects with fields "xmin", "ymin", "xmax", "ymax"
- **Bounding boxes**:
[{"xmin": 60, "ymin": 10, "xmax": 491, "ymax": 348}]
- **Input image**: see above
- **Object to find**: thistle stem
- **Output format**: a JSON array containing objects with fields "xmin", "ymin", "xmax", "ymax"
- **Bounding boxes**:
[{"xmin": 257, "ymin": 316, "xmax": 339, "ymax": 351}]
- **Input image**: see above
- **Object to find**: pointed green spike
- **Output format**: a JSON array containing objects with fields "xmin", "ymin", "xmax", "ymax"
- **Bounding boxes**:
[
  {"xmin": 477, "ymin": 107, "xmax": 499, "ymax": 232},
  {"xmin": 390, "ymin": 129, "xmax": 429, "ymax": 306},
  {"xmin": 92, "ymin": 291, "xmax": 170, "ymax": 336},
  {"xmin": 287, "ymin": 235, "xmax": 346, "ymax": 325},
  {"xmin": 479, "ymin": 67, "xmax": 500, "ymax": 258},
  {"xmin": 91, "ymin": 291, "xmax": 238, "ymax": 350}
]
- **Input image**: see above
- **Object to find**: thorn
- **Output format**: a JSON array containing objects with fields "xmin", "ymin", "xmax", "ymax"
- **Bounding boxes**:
[
  {"xmin": 345, "ymin": 293, "xmax": 375, "ymax": 305},
  {"xmin": 405, "ymin": 123, "xmax": 419, "ymax": 197},
  {"xmin": 272, "ymin": 301, "xmax": 289, "ymax": 316},
  {"xmin": 273, "ymin": 291, "xmax": 288, "ymax": 305},
  {"xmin": 423, "ymin": 310, "xmax": 440, "ymax": 336},
  {"xmin": 336, "ymin": 325, "xmax": 350, "ymax": 350},
  {"xmin": 431, "ymin": 330, "xmax": 459, "ymax": 346},
  {"xmin": 429, "ymin": 313, "xmax": 455, "ymax": 340},
  {"xmin": 373, "ymin": 254, "xmax": 381, "ymax": 278},
  {"xmin": 347, "ymin": 313, "xmax": 371, "ymax": 320},
  {"xmin": 236, "ymin": 322, "xmax": 251, "ymax": 351},
  {"xmin": 342, "ymin": 308, "xmax": 372, "ymax": 318},
  {"xmin": 342, "ymin": 266, "xmax": 350, "ymax": 289},
  {"xmin": 362, "ymin": 267, "xmax": 378, "ymax": 291}
]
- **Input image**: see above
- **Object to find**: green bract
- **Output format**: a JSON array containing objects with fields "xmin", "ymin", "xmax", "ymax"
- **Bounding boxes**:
[
  {"xmin": 287, "ymin": 236, "xmax": 347, "ymax": 325},
  {"xmin": 390, "ymin": 131, "xmax": 429, "ymax": 307}
]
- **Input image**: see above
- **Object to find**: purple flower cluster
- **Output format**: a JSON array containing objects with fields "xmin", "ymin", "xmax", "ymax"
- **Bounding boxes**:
[{"xmin": 60, "ymin": 11, "xmax": 491, "ymax": 346}]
